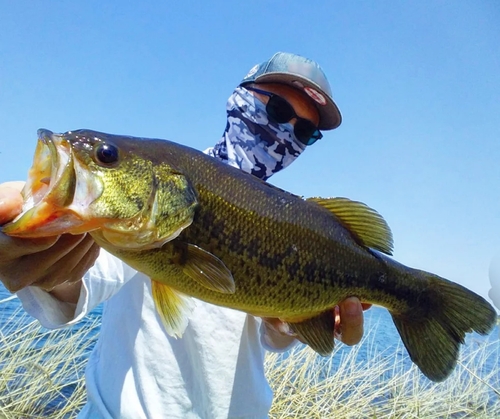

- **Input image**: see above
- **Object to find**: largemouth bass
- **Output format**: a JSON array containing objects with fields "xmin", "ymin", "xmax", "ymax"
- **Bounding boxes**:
[{"xmin": 4, "ymin": 129, "xmax": 496, "ymax": 382}]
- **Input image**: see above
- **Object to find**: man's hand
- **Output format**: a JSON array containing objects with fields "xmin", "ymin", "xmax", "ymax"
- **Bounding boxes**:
[
  {"xmin": 262, "ymin": 297, "xmax": 371, "ymax": 348},
  {"xmin": 0, "ymin": 182, "xmax": 99, "ymax": 302}
]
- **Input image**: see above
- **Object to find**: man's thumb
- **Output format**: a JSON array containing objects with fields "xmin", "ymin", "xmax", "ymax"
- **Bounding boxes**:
[{"xmin": 0, "ymin": 182, "xmax": 25, "ymax": 225}]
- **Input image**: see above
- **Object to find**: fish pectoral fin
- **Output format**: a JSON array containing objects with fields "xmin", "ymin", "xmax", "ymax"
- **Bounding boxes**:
[
  {"xmin": 151, "ymin": 280, "xmax": 195, "ymax": 338},
  {"xmin": 307, "ymin": 197, "xmax": 394, "ymax": 255},
  {"xmin": 286, "ymin": 311, "xmax": 335, "ymax": 356},
  {"xmin": 182, "ymin": 244, "xmax": 235, "ymax": 294}
]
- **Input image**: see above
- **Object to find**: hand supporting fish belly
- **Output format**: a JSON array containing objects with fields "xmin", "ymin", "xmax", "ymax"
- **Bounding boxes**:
[{"xmin": 4, "ymin": 129, "xmax": 497, "ymax": 382}]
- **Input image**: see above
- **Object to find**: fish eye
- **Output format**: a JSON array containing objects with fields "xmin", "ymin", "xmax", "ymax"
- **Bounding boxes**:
[{"xmin": 94, "ymin": 143, "xmax": 119, "ymax": 165}]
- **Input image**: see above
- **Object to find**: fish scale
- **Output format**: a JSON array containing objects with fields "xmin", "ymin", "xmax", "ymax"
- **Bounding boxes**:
[{"xmin": 4, "ymin": 129, "xmax": 496, "ymax": 382}]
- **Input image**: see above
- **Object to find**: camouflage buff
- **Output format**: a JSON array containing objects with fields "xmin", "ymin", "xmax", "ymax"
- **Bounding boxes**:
[{"xmin": 205, "ymin": 86, "xmax": 305, "ymax": 180}]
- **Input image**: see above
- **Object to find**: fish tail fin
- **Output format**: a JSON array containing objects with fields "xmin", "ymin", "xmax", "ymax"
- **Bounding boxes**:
[{"xmin": 391, "ymin": 271, "xmax": 496, "ymax": 382}]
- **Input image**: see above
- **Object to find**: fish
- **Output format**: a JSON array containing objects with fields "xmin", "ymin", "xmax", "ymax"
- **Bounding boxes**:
[{"xmin": 4, "ymin": 129, "xmax": 496, "ymax": 382}]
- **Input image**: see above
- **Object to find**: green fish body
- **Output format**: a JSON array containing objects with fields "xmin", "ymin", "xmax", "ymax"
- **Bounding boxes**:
[{"xmin": 4, "ymin": 129, "xmax": 497, "ymax": 382}]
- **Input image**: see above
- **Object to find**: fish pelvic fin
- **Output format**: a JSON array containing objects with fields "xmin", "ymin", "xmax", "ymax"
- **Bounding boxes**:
[
  {"xmin": 287, "ymin": 311, "xmax": 335, "ymax": 356},
  {"xmin": 151, "ymin": 280, "xmax": 195, "ymax": 338},
  {"xmin": 181, "ymin": 243, "xmax": 235, "ymax": 294},
  {"xmin": 307, "ymin": 197, "xmax": 393, "ymax": 255},
  {"xmin": 391, "ymin": 272, "xmax": 497, "ymax": 382}
]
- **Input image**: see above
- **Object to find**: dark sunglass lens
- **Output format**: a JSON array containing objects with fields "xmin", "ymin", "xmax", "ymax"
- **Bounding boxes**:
[
  {"xmin": 266, "ymin": 96, "xmax": 295, "ymax": 123},
  {"xmin": 294, "ymin": 120, "xmax": 319, "ymax": 145}
]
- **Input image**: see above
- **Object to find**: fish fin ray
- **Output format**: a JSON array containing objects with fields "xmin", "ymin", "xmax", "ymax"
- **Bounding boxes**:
[
  {"xmin": 391, "ymin": 273, "xmax": 497, "ymax": 382},
  {"xmin": 307, "ymin": 197, "xmax": 393, "ymax": 255},
  {"xmin": 287, "ymin": 311, "xmax": 335, "ymax": 356},
  {"xmin": 182, "ymin": 244, "xmax": 235, "ymax": 293},
  {"xmin": 151, "ymin": 280, "xmax": 195, "ymax": 338}
]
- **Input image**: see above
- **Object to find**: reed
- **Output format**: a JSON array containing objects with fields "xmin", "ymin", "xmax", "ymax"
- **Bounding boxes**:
[
  {"xmin": 0, "ymin": 305, "xmax": 99, "ymax": 418},
  {"xmin": 266, "ymin": 326, "xmax": 500, "ymax": 418}
]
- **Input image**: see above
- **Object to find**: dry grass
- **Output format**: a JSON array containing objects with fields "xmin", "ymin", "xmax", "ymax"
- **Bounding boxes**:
[
  {"xmin": 0, "ymin": 303, "xmax": 99, "ymax": 419},
  {"xmin": 0, "ymin": 297, "xmax": 498, "ymax": 418},
  {"xmin": 266, "ymin": 325, "xmax": 500, "ymax": 419}
]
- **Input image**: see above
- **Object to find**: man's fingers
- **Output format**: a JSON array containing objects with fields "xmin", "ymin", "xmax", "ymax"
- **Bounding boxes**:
[
  {"xmin": 32, "ymin": 234, "xmax": 98, "ymax": 291},
  {"xmin": 0, "ymin": 232, "xmax": 60, "ymax": 262},
  {"xmin": 26, "ymin": 234, "xmax": 89, "ymax": 274},
  {"xmin": 67, "ymin": 241, "xmax": 100, "ymax": 285},
  {"xmin": 0, "ymin": 234, "xmax": 93, "ymax": 292},
  {"xmin": 337, "ymin": 297, "xmax": 364, "ymax": 346},
  {"xmin": 0, "ymin": 185, "xmax": 25, "ymax": 225},
  {"xmin": 0, "ymin": 181, "xmax": 25, "ymax": 192}
]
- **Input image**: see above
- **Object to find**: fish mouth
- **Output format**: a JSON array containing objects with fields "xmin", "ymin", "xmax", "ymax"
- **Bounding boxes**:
[
  {"xmin": 3, "ymin": 129, "xmax": 88, "ymax": 237},
  {"xmin": 4, "ymin": 130, "xmax": 194, "ymax": 249}
]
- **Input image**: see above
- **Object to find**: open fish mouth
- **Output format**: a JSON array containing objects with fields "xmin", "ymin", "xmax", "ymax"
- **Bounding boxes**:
[
  {"xmin": 4, "ymin": 129, "xmax": 196, "ymax": 249},
  {"xmin": 3, "ymin": 129, "xmax": 90, "ymax": 237}
]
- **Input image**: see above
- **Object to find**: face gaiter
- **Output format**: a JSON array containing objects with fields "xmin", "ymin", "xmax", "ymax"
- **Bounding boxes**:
[{"xmin": 206, "ymin": 86, "xmax": 305, "ymax": 180}]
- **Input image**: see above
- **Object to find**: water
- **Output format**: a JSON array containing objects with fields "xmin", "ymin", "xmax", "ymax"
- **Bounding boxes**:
[{"xmin": 1, "ymin": 284, "xmax": 499, "ymax": 416}]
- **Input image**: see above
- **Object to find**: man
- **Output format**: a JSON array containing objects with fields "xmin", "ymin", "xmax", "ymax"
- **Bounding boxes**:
[{"xmin": 0, "ymin": 52, "xmax": 368, "ymax": 418}]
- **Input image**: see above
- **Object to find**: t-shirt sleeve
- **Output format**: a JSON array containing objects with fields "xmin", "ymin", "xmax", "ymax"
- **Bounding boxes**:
[{"xmin": 16, "ymin": 250, "xmax": 137, "ymax": 329}]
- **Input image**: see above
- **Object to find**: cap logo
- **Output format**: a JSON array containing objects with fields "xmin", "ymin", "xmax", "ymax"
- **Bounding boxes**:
[
  {"xmin": 245, "ymin": 64, "xmax": 259, "ymax": 79},
  {"xmin": 304, "ymin": 87, "xmax": 327, "ymax": 106}
]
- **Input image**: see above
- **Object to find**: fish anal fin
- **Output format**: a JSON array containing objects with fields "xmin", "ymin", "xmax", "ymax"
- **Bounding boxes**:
[
  {"xmin": 307, "ymin": 197, "xmax": 393, "ymax": 255},
  {"xmin": 182, "ymin": 243, "xmax": 235, "ymax": 294},
  {"xmin": 287, "ymin": 311, "xmax": 335, "ymax": 356},
  {"xmin": 151, "ymin": 280, "xmax": 195, "ymax": 338}
]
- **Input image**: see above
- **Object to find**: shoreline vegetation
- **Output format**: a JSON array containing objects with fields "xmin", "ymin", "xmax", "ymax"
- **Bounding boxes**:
[
  {"xmin": 0, "ymin": 306, "xmax": 99, "ymax": 419},
  {"xmin": 0, "ymin": 303, "xmax": 499, "ymax": 418},
  {"xmin": 266, "ymin": 332, "xmax": 500, "ymax": 418}
]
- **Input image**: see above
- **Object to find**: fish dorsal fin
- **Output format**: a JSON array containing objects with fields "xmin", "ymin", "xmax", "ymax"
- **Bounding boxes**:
[
  {"xmin": 151, "ymin": 281, "xmax": 195, "ymax": 338},
  {"xmin": 182, "ymin": 244, "xmax": 235, "ymax": 294},
  {"xmin": 307, "ymin": 197, "xmax": 394, "ymax": 255}
]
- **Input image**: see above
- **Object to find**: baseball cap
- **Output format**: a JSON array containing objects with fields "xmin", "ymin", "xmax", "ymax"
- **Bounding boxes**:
[{"xmin": 240, "ymin": 52, "xmax": 342, "ymax": 130}]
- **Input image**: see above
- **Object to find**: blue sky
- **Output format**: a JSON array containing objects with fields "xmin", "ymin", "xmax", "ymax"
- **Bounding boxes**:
[{"xmin": 1, "ymin": 1, "xmax": 499, "ymax": 309}]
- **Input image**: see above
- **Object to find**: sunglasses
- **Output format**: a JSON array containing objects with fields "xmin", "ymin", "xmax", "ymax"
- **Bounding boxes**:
[{"xmin": 245, "ymin": 86, "xmax": 323, "ymax": 146}]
